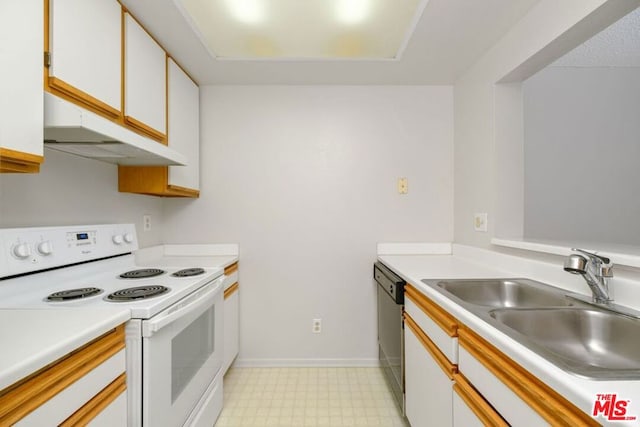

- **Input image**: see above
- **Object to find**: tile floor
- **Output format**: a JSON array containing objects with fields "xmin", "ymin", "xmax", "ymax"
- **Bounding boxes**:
[{"xmin": 215, "ymin": 367, "xmax": 409, "ymax": 426}]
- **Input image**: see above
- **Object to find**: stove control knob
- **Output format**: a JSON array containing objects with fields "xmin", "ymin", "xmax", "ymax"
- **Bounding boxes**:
[
  {"xmin": 123, "ymin": 233, "xmax": 134, "ymax": 244},
  {"xmin": 37, "ymin": 241, "xmax": 53, "ymax": 256},
  {"xmin": 112, "ymin": 235, "xmax": 124, "ymax": 245},
  {"xmin": 12, "ymin": 243, "xmax": 31, "ymax": 259}
]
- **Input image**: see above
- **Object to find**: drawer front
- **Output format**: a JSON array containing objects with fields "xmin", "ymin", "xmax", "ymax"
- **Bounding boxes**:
[
  {"xmin": 16, "ymin": 350, "xmax": 126, "ymax": 426},
  {"xmin": 404, "ymin": 324, "xmax": 453, "ymax": 427},
  {"xmin": 405, "ymin": 297, "xmax": 458, "ymax": 364},
  {"xmin": 458, "ymin": 346, "xmax": 545, "ymax": 426},
  {"xmin": 453, "ymin": 374, "xmax": 508, "ymax": 427}
]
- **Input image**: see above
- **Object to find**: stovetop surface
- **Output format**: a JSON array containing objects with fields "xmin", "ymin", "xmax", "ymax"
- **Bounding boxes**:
[{"xmin": 0, "ymin": 254, "xmax": 223, "ymax": 319}]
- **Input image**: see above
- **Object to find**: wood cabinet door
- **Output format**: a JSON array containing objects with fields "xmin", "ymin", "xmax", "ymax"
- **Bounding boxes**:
[
  {"xmin": 404, "ymin": 324, "xmax": 453, "ymax": 427},
  {"xmin": 167, "ymin": 58, "xmax": 200, "ymax": 191},
  {"xmin": 48, "ymin": 0, "xmax": 121, "ymax": 117},
  {"xmin": 124, "ymin": 12, "xmax": 167, "ymax": 141}
]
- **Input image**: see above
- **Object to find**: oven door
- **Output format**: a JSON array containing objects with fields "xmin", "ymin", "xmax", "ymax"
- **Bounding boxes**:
[{"xmin": 141, "ymin": 277, "xmax": 224, "ymax": 427}]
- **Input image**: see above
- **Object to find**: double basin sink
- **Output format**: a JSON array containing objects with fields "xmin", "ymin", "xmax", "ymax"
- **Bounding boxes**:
[{"xmin": 420, "ymin": 278, "xmax": 640, "ymax": 380}]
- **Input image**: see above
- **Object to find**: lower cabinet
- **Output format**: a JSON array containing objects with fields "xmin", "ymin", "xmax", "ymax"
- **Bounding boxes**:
[
  {"xmin": 401, "ymin": 281, "xmax": 600, "ymax": 427},
  {"xmin": 223, "ymin": 262, "xmax": 240, "ymax": 374},
  {"xmin": 404, "ymin": 313, "xmax": 453, "ymax": 427},
  {"xmin": 0, "ymin": 325, "xmax": 127, "ymax": 426}
]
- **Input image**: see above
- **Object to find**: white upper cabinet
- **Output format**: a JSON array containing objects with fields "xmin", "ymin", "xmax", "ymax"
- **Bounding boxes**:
[
  {"xmin": 0, "ymin": 0, "xmax": 44, "ymax": 172},
  {"xmin": 48, "ymin": 0, "xmax": 121, "ymax": 118},
  {"xmin": 124, "ymin": 13, "xmax": 167, "ymax": 141},
  {"xmin": 168, "ymin": 58, "xmax": 199, "ymax": 191}
]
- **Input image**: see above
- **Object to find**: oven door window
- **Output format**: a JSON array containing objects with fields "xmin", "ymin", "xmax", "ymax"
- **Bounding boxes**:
[
  {"xmin": 172, "ymin": 306, "xmax": 215, "ymax": 402},
  {"xmin": 142, "ymin": 283, "xmax": 223, "ymax": 427}
]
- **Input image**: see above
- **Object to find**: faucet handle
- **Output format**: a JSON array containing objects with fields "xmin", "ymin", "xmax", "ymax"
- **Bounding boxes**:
[{"xmin": 571, "ymin": 248, "xmax": 611, "ymax": 265}]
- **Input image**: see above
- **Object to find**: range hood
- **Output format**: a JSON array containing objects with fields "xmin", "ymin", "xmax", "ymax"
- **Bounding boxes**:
[{"xmin": 43, "ymin": 93, "xmax": 187, "ymax": 166}]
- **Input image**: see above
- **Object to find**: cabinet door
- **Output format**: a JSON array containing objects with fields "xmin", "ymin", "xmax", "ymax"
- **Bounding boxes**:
[
  {"xmin": 0, "ymin": 0, "xmax": 44, "ymax": 172},
  {"xmin": 404, "ymin": 322, "xmax": 453, "ymax": 427},
  {"xmin": 48, "ymin": 0, "xmax": 121, "ymax": 117},
  {"xmin": 223, "ymin": 284, "xmax": 239, "ymax": 373},
  {"xmin": 124, "ymin": 13, "xmax": 166, "ymax": 141},
  {"xmin": 168, "ymin": 58, "xmax": 200, "ymax": 191}
]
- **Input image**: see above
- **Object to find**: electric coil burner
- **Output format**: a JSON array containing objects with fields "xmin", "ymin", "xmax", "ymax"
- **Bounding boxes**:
[
  {"xmin": 119, "ymin": 268, "xmax": 165, "ymax": 279},
  {"xmin": 106, "ymin": 285, "xmax": 170, "ymax": 301},
  {"xmin": 46, "ymin": 287, "xmax": 103, "ymax": 301},
  {"xmin": 172, "ymin": 267, "xmax": 205, "ymax": 277}
]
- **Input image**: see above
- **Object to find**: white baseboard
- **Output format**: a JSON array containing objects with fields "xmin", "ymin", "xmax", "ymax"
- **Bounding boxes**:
[{"xmin": 232, "ymin": 358, "xmax": 381, "ymax": 368}]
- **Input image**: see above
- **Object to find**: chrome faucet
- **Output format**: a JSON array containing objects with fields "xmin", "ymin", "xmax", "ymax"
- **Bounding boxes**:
[{"xmin": 564, "ymin": 248, "xmax": 614, "ymax": 304}]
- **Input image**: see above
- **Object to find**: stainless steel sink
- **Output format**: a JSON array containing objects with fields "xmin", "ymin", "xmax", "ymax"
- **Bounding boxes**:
[
  {"xmin": 489, "ymin": 308, "xmax": 640, "ymax": 379},
  {"xmin": 420, "ymin": 277, "xmax": 640, "ymax": 380},
  {"xmin": 428, "ymin": 278, "xmax": 573, "ymax": 308}
]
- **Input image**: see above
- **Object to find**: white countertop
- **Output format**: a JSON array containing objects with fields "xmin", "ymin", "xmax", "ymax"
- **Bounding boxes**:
[
  {"xmin": 378, "ymin": 253, "xmax": 640, "ymax": 427},
  {"xmin": 135, "ymin": 244, "xmax": 239, "ymax": 271},
  {"xmin": 0, "ymin": 307, "xmax": 130, "ymax": 391}
]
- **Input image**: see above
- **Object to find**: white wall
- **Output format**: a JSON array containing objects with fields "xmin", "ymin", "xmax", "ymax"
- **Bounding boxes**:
[
  {"xmin": 453, "ymin": 0, "xmax": 637, "ymax": 247},
  {"xmin": 162, "ymin": 86, "xmax": 454, "ymax": 364},
  {"xmin": 0, "ymin": 149, "xmax": 164, "ymax": 247},
  {"xmin": 523, "ymin": 66, "xmax": 640, "ymax": 245}
]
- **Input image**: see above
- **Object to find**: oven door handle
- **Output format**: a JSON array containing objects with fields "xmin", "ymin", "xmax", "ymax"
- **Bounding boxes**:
[{"xmin": 142, "ymin": 277, "xmax": 223, "ymax": 337}]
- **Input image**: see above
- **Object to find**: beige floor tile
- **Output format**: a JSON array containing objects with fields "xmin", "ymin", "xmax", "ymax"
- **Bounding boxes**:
[{"xmin": 215, "ymin": 367, "xmax": 408, "ymax": 427}]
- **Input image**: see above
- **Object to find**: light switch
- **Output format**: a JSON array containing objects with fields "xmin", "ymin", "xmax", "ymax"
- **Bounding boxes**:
[{"xmin": 398, "ymin": 177, "xmax": 408, "ymax": 194}]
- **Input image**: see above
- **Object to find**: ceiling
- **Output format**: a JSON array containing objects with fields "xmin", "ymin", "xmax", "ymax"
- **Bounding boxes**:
[
  {"xmin": 121, "ymin": 0, "xmax": 540, "ymax": 85},
  {"xmin": 552, "ymin": 6, "xmax": 640, "ymax": 67}
]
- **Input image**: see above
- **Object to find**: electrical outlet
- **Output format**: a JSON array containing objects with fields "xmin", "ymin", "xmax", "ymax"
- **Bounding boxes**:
[
  {"xmin": 474, "ymin": 213, "xmax": 488, "ymax": 232},
  {"xmin": 312, "ymin": 318, "xmax": 322, "ymax": 334},
  {"xmin": 398, "ymin": 177, "xmax": 408, "ymax": 194},
  {"xmin": 143, "ymin": 215, "xmax": 152, "ymax": 232}
]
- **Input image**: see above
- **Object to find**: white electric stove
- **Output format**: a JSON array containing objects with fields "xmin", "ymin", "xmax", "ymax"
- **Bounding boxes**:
[{"xmin": 0, "ymin": 224, "xmax": 225, "ymax": 427}]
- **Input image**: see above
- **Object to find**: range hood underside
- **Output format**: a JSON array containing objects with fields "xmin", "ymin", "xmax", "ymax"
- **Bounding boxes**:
[{"xmin": 43, "ymin": 93, "xmax": 187, "ymax": 166}]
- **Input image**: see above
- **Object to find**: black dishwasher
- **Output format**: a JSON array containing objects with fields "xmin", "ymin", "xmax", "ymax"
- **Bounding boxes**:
[{"xmin": 374, "ymin": 261, "xmax": 405, "ymax": 414}]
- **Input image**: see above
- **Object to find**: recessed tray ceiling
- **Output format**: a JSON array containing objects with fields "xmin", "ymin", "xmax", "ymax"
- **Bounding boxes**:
[{"xmin": 175, "ymin": 0, "xmax": 429, "ymax": 60}]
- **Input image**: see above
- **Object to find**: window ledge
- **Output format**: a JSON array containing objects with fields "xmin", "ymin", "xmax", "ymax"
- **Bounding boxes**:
[{"xmin": 491, "ymin": 238, "xmax": 640, "ymax": 269}]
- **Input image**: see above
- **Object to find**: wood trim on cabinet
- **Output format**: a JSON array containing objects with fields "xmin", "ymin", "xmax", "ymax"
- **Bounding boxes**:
[
  {"xmin": 404, "ymin": 312, "xmax": 457, "ymax": 380},
  {"xmin": 167, "ymin": 54, "xmax": 199, "ymax": 86},
  {"xmin": 60, "ymin": 373, "xmax": 126, "ymax": 426},
  {"xmin": 224, "ymin": 282, "xmax": 239, "ymax": 300},
  {"xmin": 123, "ymin": 115, "xmax": 167, "ymax": 144},
  {"xmin": 453, "ymin": 373, "xmax": 509, "ymax": 427},
  {"xmin": 166, "ymin": 184, "xmax": 200, "ymax": 198},
  {"xmin": 165, "ymin": 53, "xmax": 169, "ymax": 137},
  {"xmin": 458, "ymin": 326, "xmax": 599, "ymax": 427},
  {"xmin": 118, "ymin": 166, "xmax": 199, "ymax": 197},
  {"xmin": 47, "ymin": 77, "xmax": 121, "ymax": 120},
  {"xmin": 0, "ymin": 325, "xmax": 125, "ymax": 425},
  {"xmin": 224, "ymin": 262, "xmax": 239, "ymax": 276},
  {"xmin": 121, "ymin": 5, "xmax": 125, "ymax": 121},
  {"xmin": 0, "ymin": 148, "xmax": 44, "ymax": 173},
  {"xmin": 405, "ymin": 284, "xmax": 458, "ymax": 337}
]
